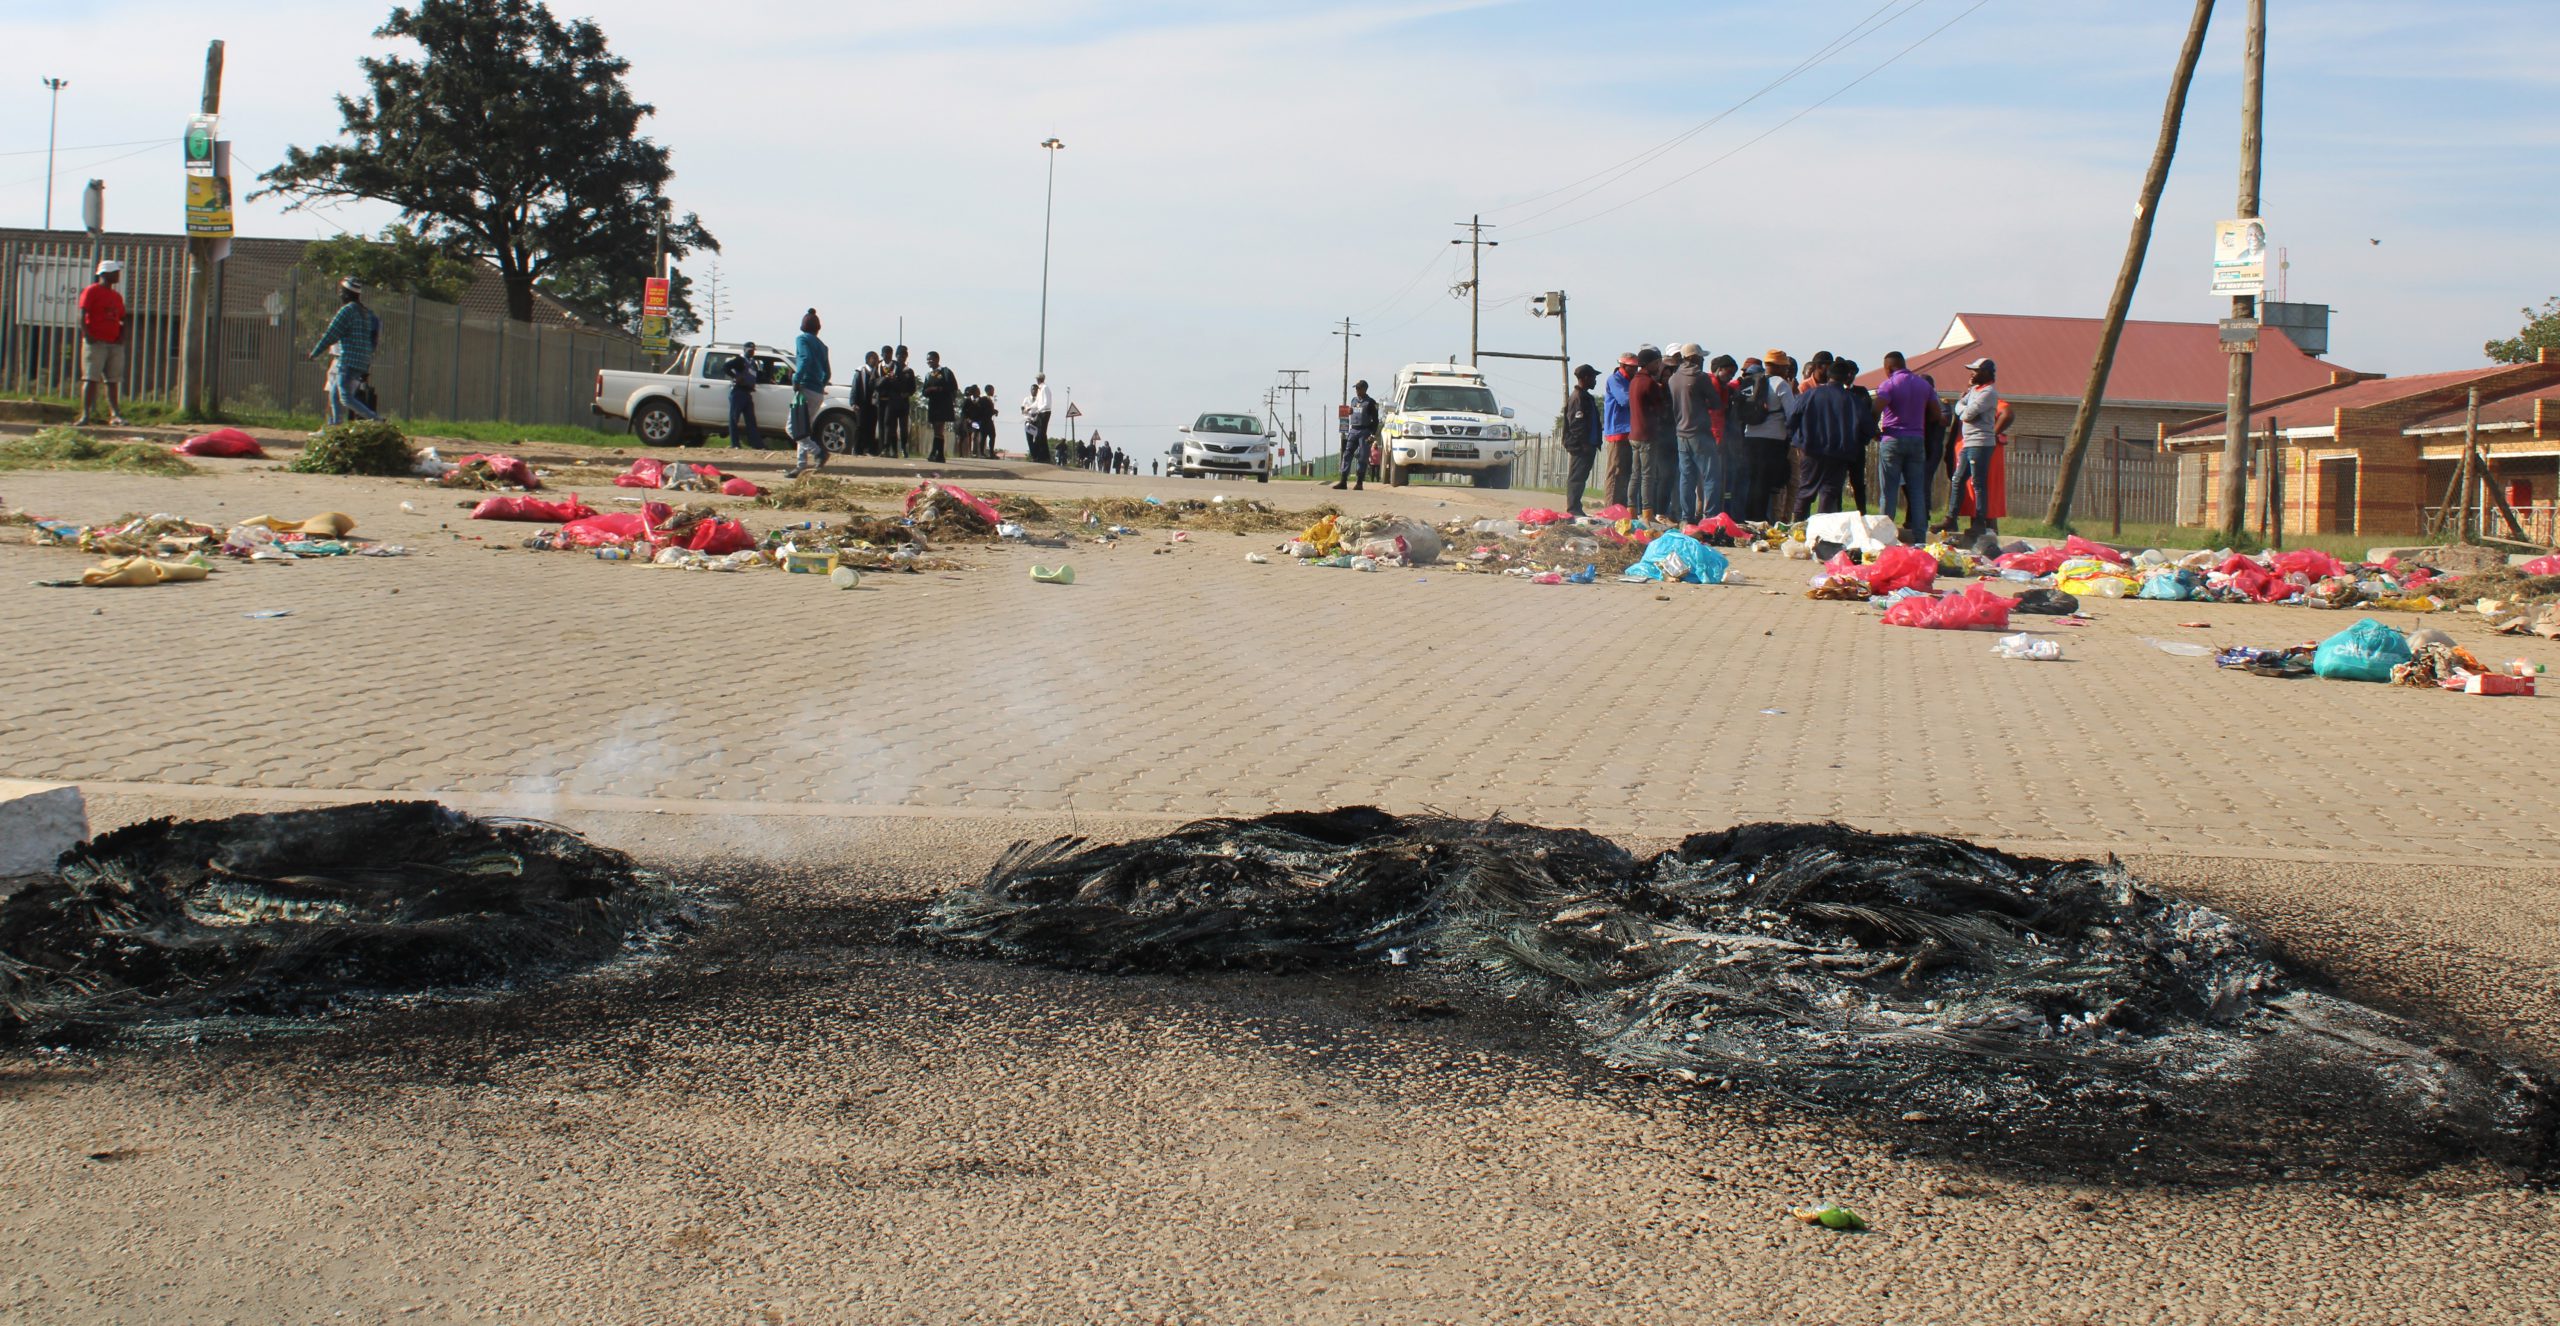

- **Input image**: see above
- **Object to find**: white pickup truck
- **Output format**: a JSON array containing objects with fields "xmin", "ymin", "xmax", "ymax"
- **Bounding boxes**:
[{"xmin": 593, "ymin": 342, "xmax": 859, "ymax": 451}]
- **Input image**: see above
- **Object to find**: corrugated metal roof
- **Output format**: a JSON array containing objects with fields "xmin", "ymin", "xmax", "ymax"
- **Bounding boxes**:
[
  {"xmin": 2163, "ymin": 365, "xmax": 2516, "ymax": 439},
  {"xmin": 1863, "ymin": 312, "xmax": 2352, "ymax": 406},
  {"xmin": 2403, "ymin": 392, "xmax": 2552, "ymax": 432}
]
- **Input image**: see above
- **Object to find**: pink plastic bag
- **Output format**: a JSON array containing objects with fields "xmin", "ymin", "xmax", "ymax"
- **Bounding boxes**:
[
  {"xmin": 449, "ymin": 452, "xmax": 540, "ymax": 489},
  {"xmin": 1688, "ymin": 513, "xmax": 1751, "ymax": 541},
  {"xmin": 2272, "ymin": 548, "xmax": 2346, "ymax": 579},
  {"xmin": 612, "ymin": 458, "xmax": 666, "ymax": 489},
  {"xmin": 2520, "ymin": 554, "xmax": 2560, "ymax": 576},
  {"xmin": 2061, "ymin": 535, "xmax": 2127, "ymax": 565},
  {"xmin": 1864, "ymin": 545, "xmax": 1939, "ymax": 596},
  {"xmin": 471, "ymin": 494, "xmax": 595, "ymax": 523},
  {"xmin": 1823, "ymin": 550, "xmax": 1864, "ymax": 580},
  {"xmin": 1517, "ymin": 507, "xmax": 1567, "ymax": 526},
  {"xmin": 1993, "ymin": 548, "xmax": 2067, "ymax": 576},
  {"xmin": 904, "ymin": 480, "xmax": 1002, "ymax": 528},
  {"xmin": 1592, "ymin": 504, "xmax": 1633, "ymax": 522},
  {"xmin": 560, "ymin": 501, "xmax": 668, "ymax": 547},
  {"xmin": 681, "ymin": 518, "xmax": 755, "ymax": 554},
  {"xmin": 1882, "ymin": 583, "xmax": 2015, "ymax": 630},
  {"xmin": 2216, "ymin": 553, "xmax": 2264, "ymax": 576},
  {"xmin": 720, "ymin": 477, "xmax": 761, "ymax": 497},
  {"xmin": 176, "ymin": 428, "xmax": 266, "ymax": 458}
]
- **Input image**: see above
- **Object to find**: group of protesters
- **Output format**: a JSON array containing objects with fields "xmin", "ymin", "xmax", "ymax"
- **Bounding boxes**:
[{"xmin": 1558, "ymin": 344, "xmax": 2010, "ymax": 544}]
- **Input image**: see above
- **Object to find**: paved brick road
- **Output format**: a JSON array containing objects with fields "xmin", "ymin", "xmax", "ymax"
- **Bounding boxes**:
[{"xmin": 5, "ymin": 458, "xmax": 2554, "ymax": 865}]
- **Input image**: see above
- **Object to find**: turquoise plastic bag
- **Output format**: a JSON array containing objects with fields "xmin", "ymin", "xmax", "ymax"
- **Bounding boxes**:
[
  {"xmin": 2311, "ymin": 618, "xmax": 2410, "ymax": 682},
  {"xmin": 1623, "ymin": 531, "xmax": 1729, "ymax": 584},
  {"xmin": 2137, "ymin": 572, "xmax": 2190, "ymax": 601}
]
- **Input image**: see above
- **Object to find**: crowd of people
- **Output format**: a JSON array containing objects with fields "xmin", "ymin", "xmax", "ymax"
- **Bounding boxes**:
[
  {"xmin": 1557, "ymin": 344, "xmax": 2012, "ymax": 544},
  {"xmin": 715, "ymin": 315, "xmax": 1010, "ymax": 477}
]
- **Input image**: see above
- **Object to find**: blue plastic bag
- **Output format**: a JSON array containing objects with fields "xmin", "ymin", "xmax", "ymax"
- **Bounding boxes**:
[
  {"xmin": 2137, "ymin": 572, "xmax": 2190, "ymax": 601},
  {"xmin": 2310, "ymin": 617, "xmax": 2410, "ymax": 682},
  {"xmin": 1623, "ymin": 531, "xmax": 1729, "ymax": 584}
]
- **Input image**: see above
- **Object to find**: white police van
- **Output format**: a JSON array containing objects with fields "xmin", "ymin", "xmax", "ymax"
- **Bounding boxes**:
[{"xmin": 1383, "ymin": 363, "xmax": 1517, "ymax": 488}]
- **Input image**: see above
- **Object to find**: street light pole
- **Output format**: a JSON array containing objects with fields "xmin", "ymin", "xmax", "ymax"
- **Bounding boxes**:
[
  {"xmin": 41, "ymin": 77, "xmax": 68, "ymax": 230},
  {"xmin": 1037, "ymin": 137, "xmax": 1065, "ymax": 376}
]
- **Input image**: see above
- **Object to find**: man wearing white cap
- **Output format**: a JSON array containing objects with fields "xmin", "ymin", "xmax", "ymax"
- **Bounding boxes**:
[
  {"xmin": 73, "ymin": 260, "xmax": 129, "ymax": 427},
  {"xmin": 1948, "ymin": 358, "xmax": 2001, "ymax": 538}
]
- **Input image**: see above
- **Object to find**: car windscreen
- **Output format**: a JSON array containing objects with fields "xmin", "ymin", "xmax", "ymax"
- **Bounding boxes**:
[
  {"xmin": 1193, "ymin": 414, "xmax": 1263, "ymax": 435},
  {"xmin": 1401, "ymin": 385, "xmax": 1498, "ymax": 413}
]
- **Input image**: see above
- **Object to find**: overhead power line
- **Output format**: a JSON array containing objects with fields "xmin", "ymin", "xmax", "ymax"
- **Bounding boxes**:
[
  {"xmin": 1486, "ymin": 0, "xmax": 1920, "ymax": 225},
  {"xmin": 1509, "ymin": 0, "xmax": 1995, "ymax": 243}
]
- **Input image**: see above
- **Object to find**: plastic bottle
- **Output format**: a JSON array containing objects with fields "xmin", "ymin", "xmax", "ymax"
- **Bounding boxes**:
[{"xmin": 594, "ymin": 546, "xmax": 630, "ymax": 561}]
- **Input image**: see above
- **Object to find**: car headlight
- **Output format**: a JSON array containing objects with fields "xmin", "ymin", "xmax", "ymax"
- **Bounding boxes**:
[{"xmin": 1487, "ymin": 424, "xmax": 1512, "ymax": 440}]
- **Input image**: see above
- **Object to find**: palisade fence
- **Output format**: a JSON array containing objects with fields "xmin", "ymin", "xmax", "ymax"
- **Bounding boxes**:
[{"xmin": 4, "ymin": 233, "xmax": 655, "ymax": 430}]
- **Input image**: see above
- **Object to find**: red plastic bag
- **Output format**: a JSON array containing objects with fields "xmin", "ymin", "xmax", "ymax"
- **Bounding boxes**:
[
  {"xmin": 1517, "ymin": 507, "xmax": 1567, "ymax": 526},
  {"xmin": 904, "ymin": 480, "xmax": 1002, "ymax": 528},
  {"xmin": 1593, "ymin": 504, "xmax": 1634, "ymax": 522},
  {"xmin": 612, "ymin": 458, "xmax": 666, "ymax": 489},
  {"xmin": 2520, "ymin": 554, "xmax": 2560, "ymax": 576},
  {"xmin": 1882, "ymin": 583, "xmax": 2015, "ymax": 630},
  {"xmin": 1823, "ymin": 550, "xmax": 1865, "ymax": 580},
  {"xmin": 721, "ymin": 477, "xmax": 761, "ymax": 497},
  {"xmin": 560, "ymin": 501, "xmax": 668, "ymax": 547},
  {"xmin": 2216, "ymin": 553, "xmax": 2264, "ymax": 576},
  {"xmin": 1993, "ymin": 548, "xmax": 2067, "ymax": 576},
  {"xmin": 1864, "ymin": 545, "xmax": 1939, "ymax": 596},
  {"xmin": 1688, "ymin": 513, "xmax": 1750, "ymax": 542},
  {"xmin": 2272, "ymin": 548, "xmax": 2346, "ymax": 579},
  {"xmin": 2061, "ymin": 535, "xmax": 2127, "ymax": 565},
  {"xmin": 2230, "ymin": 564, "xmax": 2290, "ymax": 602},
  {"xmin": 449, "ymin": 453, "xmax": 540, "ymax": 489},
  {"xmin": 470, "ymin": 494, "xmax": 595, "ymax": 523},
  {"xmin": 176, "ymin": 427, "xmax": 266, "ymax": 458},
  {"xmin": 681, "ymin": 518, "xmax": 754, "ymax": 554}
]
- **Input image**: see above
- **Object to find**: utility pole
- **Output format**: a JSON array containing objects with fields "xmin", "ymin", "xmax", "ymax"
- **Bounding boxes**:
[
  {"xmin": 1451, "ymin": 215, "xmax": 1498, "ymax": 365},
  {"xmin": 1332, "ymin": 318, "xmax": 1360, "ymax": 463},
  {"xmin": 2217, "ymin": 0, "xmax": 2265, "ymax": 543},
  {"xmin": 40, "ymin": 77, "xmax": 67, "ymax": 230},
  {"xmin": 1277, "ymin": 368, "xmax": 1309, "ymax": 471},
  {"xmin": 1037, "ymin": 137, "xmax": 1066, "ymax": 375},
  {"xmin": 2046, "ymin": 0, "xmax": 2215, "ymax": 529},
  {"xmin": 177, "ymin": 40, "xmax": 222, "ymax": 420}
]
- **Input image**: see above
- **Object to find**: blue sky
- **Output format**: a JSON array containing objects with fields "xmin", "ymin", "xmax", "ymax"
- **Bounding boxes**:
[{"xmin": 7, "ymin": 0, "xmax": 2554, "ymax": 447}]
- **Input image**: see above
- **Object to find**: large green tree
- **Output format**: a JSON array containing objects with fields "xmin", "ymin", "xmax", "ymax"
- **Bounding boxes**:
[
  {"xmin": 254, "ymin": 0, "xmax": 715, "ymax": 326},
  {"xmin": 2485, "ymin": 297, "xmax": 2560, "ymax": 365},
  {"xmin": 302, "ymin": 222, "xmax": 476, "ymax": 304}
]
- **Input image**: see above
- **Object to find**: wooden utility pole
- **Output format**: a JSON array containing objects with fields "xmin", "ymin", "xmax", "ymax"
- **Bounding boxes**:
[
  {"xmin": 2217, "ymin": 0, "xmax": 2265, "ymax": 542},
  {"xmin": 176, "ymin": 39, "xmax": 223, "ymax": 419},
  {"xmin": 1451, "ymin": 216, "xmax": 1497, "ymax": 366},
  {"xmin": 2046, "ymin": 0, "xmax": 2215, "ymax": 530}
]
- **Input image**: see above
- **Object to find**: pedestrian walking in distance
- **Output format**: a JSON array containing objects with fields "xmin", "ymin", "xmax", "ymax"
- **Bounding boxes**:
[
  {"xmin": 72, "ymin": 260, "xmax": 129, "ymax": 427},
  {"xmin": 1336, "ymin": 379, "xmax": 1380, "ymax": 490},
  {"xmin": 786, "ymin": 310, "xmax": 832, "ymax": 477},
  {"xmin": 308, "ymin": 278, "xmax": 383, "ymax": 425},
  {"xmin": 724, "ymin": 341, "xmax": 762, "ymax": 448}
]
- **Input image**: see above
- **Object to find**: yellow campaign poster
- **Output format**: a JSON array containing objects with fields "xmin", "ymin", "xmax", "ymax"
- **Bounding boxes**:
[{"xmin": 185, "ymin": 172, "xmax": 233, "ymax": 238}]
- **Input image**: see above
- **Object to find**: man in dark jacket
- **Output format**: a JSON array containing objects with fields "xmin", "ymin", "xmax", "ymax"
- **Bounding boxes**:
[
  {"xmin": 1335, "ymin": 380, "xmax": 1380, "ymax": 490},
  {"xmin": 1560, "ymin": 363, "xmax": 1602, "ymax": 516},
  {"xmin": 1666, "ymin": 345, "xmax": 1723, "ymax": 526},
  {"xmin": 922, "ymin": 350, "xmax": 960, "ymax": 462},
  {"xmin": 725, "ymin": 342, "xmax": 762, "ymax": 449},
  {"xmin": 1787, "ymin": 359, "xmax": 1866, "ymax": 517},
  {"xmin": 848, "ymin": 351, "xmax": 881, "ymax": 456},
  {"xmin": 884, "ymin": 346, "xmax": 918, "ymax": 457},
  {"xmin": 1631, "ymin": 345, "xmax": 1672, "ymax": 520}
]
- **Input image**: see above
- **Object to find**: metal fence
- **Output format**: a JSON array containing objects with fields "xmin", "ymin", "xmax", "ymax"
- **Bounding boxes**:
[{"xmin": 4, "ymin": 233, "xmax": 652, "ymax": 430}]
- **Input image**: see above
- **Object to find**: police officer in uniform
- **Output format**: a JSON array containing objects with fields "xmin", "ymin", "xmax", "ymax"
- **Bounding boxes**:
[{"xmin": 1335, "ymin": 379, "xmax": 1379, "ymax": 491}]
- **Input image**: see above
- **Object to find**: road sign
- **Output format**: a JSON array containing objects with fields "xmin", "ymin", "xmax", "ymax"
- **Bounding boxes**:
[
  {"xmin": 2219, "ymin": 317, "xmax": 2260, "ymax": 354},
  {"xmin": 639, "ymin": 276, "xmax": 670, "ymax": 356},
  {"xmin": 1064, "ymin": 401, "xmax": 1082, "ymax": 418}
]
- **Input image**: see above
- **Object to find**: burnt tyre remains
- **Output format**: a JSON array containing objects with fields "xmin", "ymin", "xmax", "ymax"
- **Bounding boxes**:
[
  {"xmin": 911, "ymin": 809, "xmax": 2555, "ymax": 1184},
  {"xmin": 0, "ymin": 801, "xmax": 698, "ymax": 1040}
]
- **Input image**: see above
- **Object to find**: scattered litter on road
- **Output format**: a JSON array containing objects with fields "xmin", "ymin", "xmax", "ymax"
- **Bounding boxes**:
[
  {"xmin": 1791, "ymin": 1205, "xmax": 1867, "ymax": 1232},
  {"xmin": 1992, "ymin": 633, "xmax": 2063, "ymax": 661},
  {"xmin": 1031, "ymin": 564, "xmax": 1074, "ymax": 585},
  {"xmin": 2138, "ymin": 637, "xmax": 2215, "ymax": 658},
  {"xmin": 242, "ymin": 609, "xmax": 292, "ymax": 618}
]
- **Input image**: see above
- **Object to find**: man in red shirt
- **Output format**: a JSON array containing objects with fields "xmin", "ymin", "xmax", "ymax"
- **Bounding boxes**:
[{"xmin": 74, "ymin": 260, "xmax": 129, "ymax": 427}]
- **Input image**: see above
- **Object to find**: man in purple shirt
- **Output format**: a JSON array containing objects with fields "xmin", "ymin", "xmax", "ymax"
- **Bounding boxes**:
[{"xmin": 1872, "ymin": 351, "xmax": 1938, "ymax": 543}]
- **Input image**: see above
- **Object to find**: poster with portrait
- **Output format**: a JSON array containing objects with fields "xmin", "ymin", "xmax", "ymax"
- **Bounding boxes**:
[{"xmin": 2212, "ymin": 218, "xmax": 2267, "ymax": 296}]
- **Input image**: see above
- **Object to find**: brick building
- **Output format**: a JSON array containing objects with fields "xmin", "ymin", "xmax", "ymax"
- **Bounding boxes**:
[{"xmin": 2160, "ymin": 350, "xmax": 2560, "ymax": 538}]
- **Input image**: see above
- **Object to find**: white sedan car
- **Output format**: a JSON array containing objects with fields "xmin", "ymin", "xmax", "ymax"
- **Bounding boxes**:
[{"xmin": 1174, "ymin": 412, "xmax": 1273, "ymax": 481}]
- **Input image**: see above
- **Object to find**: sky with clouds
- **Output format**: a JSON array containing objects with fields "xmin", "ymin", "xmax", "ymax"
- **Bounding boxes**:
[{"xmin": 7, "ymin": 0, "xmax": 2554, "ymax": 446}]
